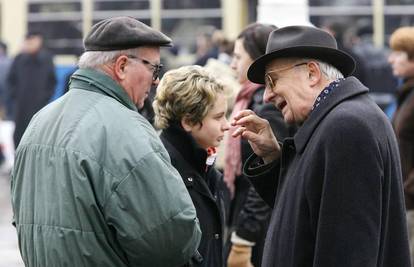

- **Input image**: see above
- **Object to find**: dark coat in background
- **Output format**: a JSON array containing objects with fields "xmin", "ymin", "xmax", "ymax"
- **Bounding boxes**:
[
  {"xmin": 245, "ymin": 77, "xmax": 410, "ymax": 267},
  {"xmin": 7, "ymin": 49, "xmax": 56, "ymax": 148},
  {"xmin": 392, "ymin": 78, "xmax": 414, "ymax": 210},
  {"xmin": 229, "ymin": 86, "xmax": 296, "ymax": 266},
  {"xmin": 160, "ymin": 123, "xmax": 229, "ymax": 267}
]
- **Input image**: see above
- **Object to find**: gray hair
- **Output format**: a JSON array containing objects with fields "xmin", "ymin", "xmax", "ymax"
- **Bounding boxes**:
[
  {"xmin": 78, "ymin": 47, "xmax": 140, "ymax": 69},
  {"xmin": 317, "ymin": 60, "xmax": 344, "ymax": 80},
  {"xmin": 301, "ymin": 58, "xmax": 344, "ymax": 80}
]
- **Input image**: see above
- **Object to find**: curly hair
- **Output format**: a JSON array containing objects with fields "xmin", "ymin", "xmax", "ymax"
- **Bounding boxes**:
[
  {"xmin": 153, "ymin": 65, "xmax": 225, "ymax": 129},
  {"xmin": 390, "ymin": 27, "xmax": 414, "ymax": 60}
]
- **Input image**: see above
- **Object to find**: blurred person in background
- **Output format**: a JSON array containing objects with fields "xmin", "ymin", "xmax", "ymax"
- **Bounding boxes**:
[
  {"xmin": 11, "ymin": 17, "xmax": 201, "ymax": 267},
  {"xmin": 153, "ymin": 65, "xmax": 230, "ymax": 267},
  {"xmin": 7, "ymin": 32, "xmax": 56, "ymax": 148},
  {"xmin": 349, "ymin": 20, "xmax": 397, "ymax": 110},
  {"xmin": 225, "ymin": 23, "xmax": 295, "ymax": 267},
  {"xmin": 321, "ymin": 21, "xmax": 367, "ymax": 85},
  {"xmin": 388, "ymin": 26, "xmax": 414, "ymax": 265},
  {"xmin": 0, "ymin": 41, "xmax": 11, "ymax": 120},
  {"xmin": 214, "ymin": 30, "xmax": 234, "ymax": 65},
  {"xmin": 194, "ymin": 26, "xmax": 220, "ymax": 66},
  {"xmin": 0, "ymin": 41, "xmax": 11, "ymax": 166}
]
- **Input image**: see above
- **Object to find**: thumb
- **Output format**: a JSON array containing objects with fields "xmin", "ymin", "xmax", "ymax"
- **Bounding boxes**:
[{"xmin": 241, "ymin": 130, "xmax": 261, "ymax": 143}]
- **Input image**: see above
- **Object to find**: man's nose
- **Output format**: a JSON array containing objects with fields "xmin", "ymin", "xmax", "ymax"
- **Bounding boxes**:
[
  {"xmin": 152, "ymin": 77, "xmax": 160, "ymax": 86},
  {"xmin": 263, "ymin": 86, "xmax": 274, "ymax": 103}
]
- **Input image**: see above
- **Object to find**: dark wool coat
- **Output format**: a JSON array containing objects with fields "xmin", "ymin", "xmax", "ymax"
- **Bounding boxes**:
[
  {"xmin": 244, "ymin": 77, "xmax": 411, "ymax": 267},
  {"xmin": 230, "ymin": 87, "xmax": 296, "ymax": 266},
  {"xmin": 7, "ymin": 50, "xmax": 56, "ymax": 148},
  {"xmin": 392, "ymin": 78, "xmax": 414, "ymax": 210},
  {"xmin": 160, "ymin": 124, "xmax": 229, "ymax": 267}
]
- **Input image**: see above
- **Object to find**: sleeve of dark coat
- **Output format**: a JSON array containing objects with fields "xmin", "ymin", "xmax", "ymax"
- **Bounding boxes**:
[{"xmin": 235, "ymin": 103, "xmax": 293, "ymax": 242}]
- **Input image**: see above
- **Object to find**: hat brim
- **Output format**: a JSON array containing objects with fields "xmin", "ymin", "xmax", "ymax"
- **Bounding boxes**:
[{"xmin": 247, "ymin": 46, "xmax": 356, "ymax": 84}]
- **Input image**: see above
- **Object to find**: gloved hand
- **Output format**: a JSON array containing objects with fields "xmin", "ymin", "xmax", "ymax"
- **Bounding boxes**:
[{"xmin": 227, "ymin": 244, "xmax": 254, "ymax": 267}]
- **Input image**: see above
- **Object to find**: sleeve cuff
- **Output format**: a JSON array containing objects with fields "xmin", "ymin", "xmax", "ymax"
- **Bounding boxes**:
[
  {"xmin": 243, "ymin": 153, "xmax": 279, "ymax": 177},
  {"xmin": 230, "ymin": 231, "xmax": 255, "ymax": 246}
]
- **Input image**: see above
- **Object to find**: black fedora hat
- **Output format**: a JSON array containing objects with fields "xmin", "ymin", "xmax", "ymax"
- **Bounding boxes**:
[{"xmin": 247, "ymin": 25, "xmax": 355, "ymax": 84}]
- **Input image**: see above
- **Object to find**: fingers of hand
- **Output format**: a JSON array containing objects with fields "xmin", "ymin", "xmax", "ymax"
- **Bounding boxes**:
[
  {"xmin": 232, "ymin": 115, "xmax": 264, "ymax": 130},
  {"xmin": 231, "ymin": 109, "xmax": 256, "ymax": 126},
  {"xmin": 241, "ymin": 130, "xmax": 259, "ymax": 142},
  {"xmin": 232, "ymin": 126, "xmax": 246, "ymax": 138}
]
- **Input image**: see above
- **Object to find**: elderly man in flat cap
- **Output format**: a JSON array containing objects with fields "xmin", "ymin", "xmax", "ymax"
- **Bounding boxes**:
[
  {"xmin": 10, "ymin": 16, "xmax": 201, "ymax": 267},
  {"xmin": 231, "ymin": 25, "xmax": 411, "ymax": 267}
]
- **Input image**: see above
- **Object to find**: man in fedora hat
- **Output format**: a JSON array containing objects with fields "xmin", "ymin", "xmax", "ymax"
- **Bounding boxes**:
[
  {"xmin": 11, "ymin": 16, "xmax": 201, "ymax": 267},
  {"xmin": 231, "ymin": 25, "xmax": 410, "ymax": 266}
]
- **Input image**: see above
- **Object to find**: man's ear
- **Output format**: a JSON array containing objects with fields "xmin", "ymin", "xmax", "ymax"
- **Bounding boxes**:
[
  {"xmin": 113, "ymin": 55, "xmax": 128, "ymax": 80},
  {"xmin": 181, "ymin": 116, "xmax": 193, "ymax": 132},
  {"xmin": 307, "ymin": 61, "xmax": 322, "ymax": 86}
]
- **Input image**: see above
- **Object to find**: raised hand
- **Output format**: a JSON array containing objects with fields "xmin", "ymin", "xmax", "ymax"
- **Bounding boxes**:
[{"xmin": 231, "ymin": 109, "xmax": 281, "ymax": 163}]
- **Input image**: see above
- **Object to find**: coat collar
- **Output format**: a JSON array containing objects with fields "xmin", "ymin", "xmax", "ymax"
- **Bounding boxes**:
[
  {"xmin": 160, "ymin": 122, "xmax": 208, "ymax": 175},
  {"xmin": 293, "ymin": 76, "xmax": 368, "ymax": 153},
  {"xmin": 400, "ymin": 77, "xmax": 414, "ymax": 93},
  {"xmin": 70, "ymin": 68, "xmax": 137, "ymax": 112},
  {"xmin": 396, "ymin": 78, "xmax": 414, "ymax": 106}
]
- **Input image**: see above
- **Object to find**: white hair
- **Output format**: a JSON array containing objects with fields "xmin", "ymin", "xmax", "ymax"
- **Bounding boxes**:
[
  {"xmin": 316, "ymin": 60, "xmax": 344, "ymax": 80},
  {"xmin": 78, "ymin": 47, "xmax": 140, "ymax": 69},
  {"xmin": 301, "ymin": 58, "xmax": 344, "ymax": 80}
]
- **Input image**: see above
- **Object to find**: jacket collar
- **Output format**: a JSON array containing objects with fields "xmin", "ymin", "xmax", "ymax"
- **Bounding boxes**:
[
  {"xmin": 396, "ymin": 78, "xmax": 414, "ymax": 105},
  {"xmin": 400, "ymin": 77, "xmax": 414, "ymax": 92},
  {"xmin": 293, "ymin": 76, "xmax": 368, "ymax": 153},
  {"xmin": 160, "ymin": 122, "xmax": 208, "ymax": 175},
  {"xmin": 70, "ymin": 68, "xmax": 137, "ymax": 112}
]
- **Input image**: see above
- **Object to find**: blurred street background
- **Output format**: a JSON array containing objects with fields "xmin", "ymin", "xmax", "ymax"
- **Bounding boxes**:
[
  {"xmin": 0, "ymin": 172, "xmax": 24, "ymax": 267},
  {"xmin": 0, "ymin": 0, "xmax": 413, "ymax": 264},
  {"xmin": 0, "ymin": 121, "xmax": 23, "ymax": 267}
]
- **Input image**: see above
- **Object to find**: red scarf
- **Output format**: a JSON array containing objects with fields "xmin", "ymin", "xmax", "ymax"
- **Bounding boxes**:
[
  {"xmin": 206, "ymin": 147, "xmax": 217, "ymax": 172},
  {"xmin": 224, "ymin": 81, "xmax": 261, "ymax": 197}
]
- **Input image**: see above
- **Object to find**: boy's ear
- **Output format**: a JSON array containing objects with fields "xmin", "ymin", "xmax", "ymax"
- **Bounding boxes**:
[{"xmin": 181, "ymin": 116, "xmax": 193, "ymax": 132}]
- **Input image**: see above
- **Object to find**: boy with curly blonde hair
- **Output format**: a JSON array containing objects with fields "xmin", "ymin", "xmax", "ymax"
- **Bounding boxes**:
[{"xmin": 153, "ymin": 65, "xmax": 230, "ymax": 267}]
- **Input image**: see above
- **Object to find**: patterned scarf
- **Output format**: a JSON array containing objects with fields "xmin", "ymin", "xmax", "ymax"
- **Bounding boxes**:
[
  {"xmin": 224, "ymin": 81, "xmax": 261, "ymax": 197},
  {"xmin": 312, "ymin": 78, "xmax": 345, "ymax": 111}
]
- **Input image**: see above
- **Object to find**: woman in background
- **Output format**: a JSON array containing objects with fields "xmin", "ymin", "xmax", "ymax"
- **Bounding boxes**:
[{"xmin": 388, "ymin": 26, "xmax": 414, "ymax": 265}]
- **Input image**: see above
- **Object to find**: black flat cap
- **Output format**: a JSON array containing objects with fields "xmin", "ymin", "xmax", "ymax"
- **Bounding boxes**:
[{"xmin": 84, "ymin": 16, "xmax": 172, "ymax": 51}]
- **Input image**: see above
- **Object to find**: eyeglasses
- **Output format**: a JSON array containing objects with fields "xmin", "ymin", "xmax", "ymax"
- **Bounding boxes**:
[
  {"xmin": 265, "ymin": 62, "xmax": 308, "ymax": 89},
  {"xmin": 126, "ymin": 55, "xmax": 163, "ymax": 81}
]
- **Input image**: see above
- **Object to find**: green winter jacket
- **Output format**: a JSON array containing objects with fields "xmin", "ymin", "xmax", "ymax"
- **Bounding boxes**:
[{"xmin": 11, "ymin": 68, "xmax": 201, "ymax": 267}]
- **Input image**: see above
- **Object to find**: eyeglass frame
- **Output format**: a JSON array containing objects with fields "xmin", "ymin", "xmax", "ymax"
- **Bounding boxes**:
[
  {"xmin": 126, "ymin": 55, "xmax": 163, "ymax": 81},
  {"xmin": 264, "ymin": 62, "xmax": 309, "ymax": 90}
]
